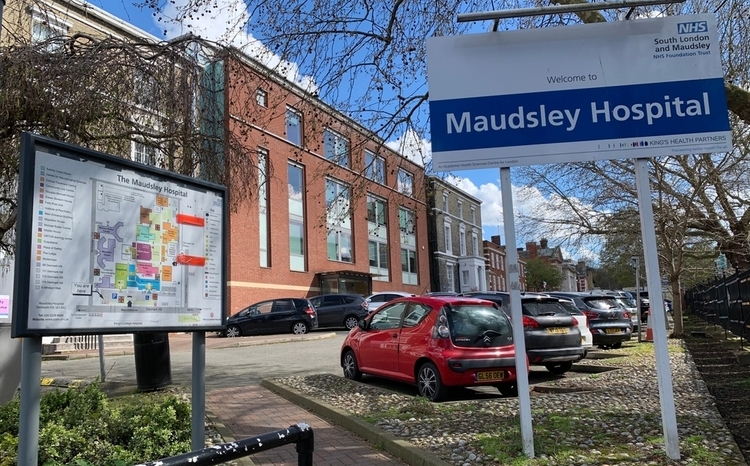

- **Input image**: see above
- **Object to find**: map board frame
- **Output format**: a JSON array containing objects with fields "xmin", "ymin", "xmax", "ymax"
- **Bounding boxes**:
[
  {"xmin": 426, "ymin": 13, "xmax": 732, "ymax": 170},
  {"xmin": 12, "ymin": 133, "xmax": 228, "ymax": 337}
]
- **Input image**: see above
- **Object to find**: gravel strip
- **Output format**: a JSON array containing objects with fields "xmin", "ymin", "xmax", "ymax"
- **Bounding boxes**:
[{"xmin": 271, "ymin": 339, "xmax": 747, "ymax": 465}]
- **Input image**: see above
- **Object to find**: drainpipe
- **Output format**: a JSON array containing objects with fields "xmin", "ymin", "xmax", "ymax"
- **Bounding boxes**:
[{"xmin": 0, "ymin": 0, "xmax": 5, "ymax": 43}]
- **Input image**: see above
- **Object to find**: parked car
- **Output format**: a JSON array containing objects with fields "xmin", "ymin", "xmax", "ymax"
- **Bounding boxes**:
[
  {"xmin": 461, "ymin": 292, "xmax": 585, "ymax": 374},
  {"xmin": 423, "ymin": 291, "xmax": 460, "ymax": 297},
  {"xmin": 309, "ymin": 294, "xmax": 369, "ymax": 330},
  {"xmin": 224, "ymin": 298, "xmax": 318, "ymax": 337},
  {"xmin": 546, "ymin": 292, "xmax": 633, "ymax": 349},
  {"xmin": 609, "ymin": 295, "xmax": 640, "ymax": 329},
  {"xmin": 340, "ymin": 295, "xmax": 523, "ymax": 401},
  {"xmin": 363, "ymin": 291, "xmax": 415, "ymax": 312},
  {"xmin": 553, "ymin": 297, "xmax": 594, "ymax": 356}
]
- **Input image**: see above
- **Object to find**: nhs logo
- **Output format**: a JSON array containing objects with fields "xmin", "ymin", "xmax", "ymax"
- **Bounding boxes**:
[{"xmin": 677, "ymin": 21, "xmax": 708, "ymax": 34}]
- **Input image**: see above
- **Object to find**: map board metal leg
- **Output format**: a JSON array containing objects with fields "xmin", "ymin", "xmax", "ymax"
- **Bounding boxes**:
[
  {"xmin": 192, "ymin": 331, "xmax": 206, "ymax": 451},
  {"xmin": 18, "ymin": 336, "xmax": 41, "ymax": 466}
]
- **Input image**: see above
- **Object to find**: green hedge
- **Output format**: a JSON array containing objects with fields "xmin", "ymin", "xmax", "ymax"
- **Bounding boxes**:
[{"xmin": 0, "ymin": 381, "xmax": 192, "ymax": 466}]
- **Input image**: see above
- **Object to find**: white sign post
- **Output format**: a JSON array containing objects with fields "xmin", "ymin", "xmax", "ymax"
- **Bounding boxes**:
[{"xmin": 427, "ymin": 13, "xmax": 730, "ymax": 460}]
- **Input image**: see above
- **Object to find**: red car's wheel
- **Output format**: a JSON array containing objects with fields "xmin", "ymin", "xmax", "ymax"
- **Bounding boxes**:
[
  {"xmin": 417, "ymin": 362, "xmax": 447, "ymax": 402},
  {"xmin": 342, "ymin": 350, "xmax": 362, "ymax": 381}
]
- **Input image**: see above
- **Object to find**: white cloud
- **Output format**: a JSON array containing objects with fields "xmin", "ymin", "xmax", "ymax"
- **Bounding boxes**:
[
  {"xmin": 385, "ymin": 128, "xmax": 430, "ymax": 167},
  {"xmin": 157, "ymin": 0, "xmax": 317, "ymax": 92},
  {"xmin": 444, "ymin": 174, "xmax": 601, "ymax": 262}
]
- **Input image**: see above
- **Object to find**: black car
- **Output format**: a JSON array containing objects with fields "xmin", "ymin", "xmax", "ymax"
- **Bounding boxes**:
[
  {"xmin": 309, "ymin": 294, "xmax": 369, "ymax": 330},
  {"xmin": 547, "ymin": 292, "xmax": 633, "ymax": 349},
  {"xmin": 461, "ymin": 292, "xmax": 585, "ymax": 374},
  {"xmin": 224, "ymin": 298, "xmax": 318, "ymax": 337}
]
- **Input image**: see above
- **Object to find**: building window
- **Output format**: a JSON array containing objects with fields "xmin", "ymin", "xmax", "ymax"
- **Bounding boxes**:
[
  {"xmin": 259, "ymin": 148, "xmax": 270, "ymax": 267},
  {"xmin": 367, "ymin": 194, "xmax": 389, "ymax": 281},
  {"xmin": 288, "ymin": 162, "xmax": 306, "ymax": 271},
  {"xmin": 256, "ymin": 89, "xmax": 267, "ymax": 107},
  {"xmin": 459, "ymin": 230, "xmax": 467, "ymax": 256},
  {"xmin": 365, "ymin": 150, "xmax": 385, "ymax": 184},
  {"xmin": 326, "ymin": 178, "xmax": 352, "ymax": 262},
  {"xmin": 134, "ymin": 68, "xmax": 159, "ymax": 112},
  {"xmin": 367, "ymin": 195, "xmax": 387, "ymax": 227},
  {"xmin": 31, "ymin": 9, "xmax": 68, "ymax": 52},
  {"xmin": 462, "ymin": 270, "xmax": 469, "ymax": 286},
  {"xmin": 457, "ymin": 200, "xmax": 463, "ymax": 219},
  {"xmin": 471, "ymin": 206, "xmax": 476, "ymax": 224},
  {"xmin": 286, "ymin": 107, "xmax": 303, "ymax": 146},
  {"xmin": 131, "ymin": 141, "xmax": 161, "ymax": 166},
  {"xmin": 401, "ymin": 248, "xmax": 417, "ymax": 285},
  {"xmin": 444, "ymin": 223, "xmax": 452, "ymax": 254},
  {"xmin": 500, "ymin": 255, "xmax": 505, "ymax": 271},
  {"xmin": 399, "ymin": 206, "xmax": 417, "ymax": 285},
  {"xmin": 397, "ymin": 169, "xmax": 413, "ymax": 196},
  {"xmin": 442, "ymin": 193, "xmax": 448, "ymax": 212},
  {"xmin": 399, "ymin": 207, "xmax": 416, "ymax": 238},
  {"xmin": 324, "ymin": 129, "xmax": 349, "ymax": 168},
  {"xmin": 369, "ymin": 241, "xmax": 389, "ymax": 280},
  {"xmin": 446, "ymin": 264, "xmax": 454, "ymax": 292},
  {"xmin": 472, "ymin": 232, "xmax": 478, "ymax": 256}
]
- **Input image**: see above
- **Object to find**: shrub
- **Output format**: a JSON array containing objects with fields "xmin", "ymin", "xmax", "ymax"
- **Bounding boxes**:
[{"xmin": 0, "ymin": 381, "xmax": 192, "ymax": 465}]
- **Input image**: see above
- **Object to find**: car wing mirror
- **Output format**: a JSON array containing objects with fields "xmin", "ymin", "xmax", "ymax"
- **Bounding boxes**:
[{"xmin": 358, "ymin": 319, "xmax": 368, "ymax": 330}]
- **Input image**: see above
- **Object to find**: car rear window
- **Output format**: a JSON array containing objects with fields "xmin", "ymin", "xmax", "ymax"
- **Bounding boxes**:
[
  {"xmin": 446, "ymin": 304, "xmax": 512, "ymax": 347},
  {"xmin": 557, "ymin": 300, "xmax": 584, "ymax": 316},
  {"xmin": 583, "ymin": 297, "xmax": 620, "ymax": 310},
  {"xmin": 522, "ymin": 300, "xmax": 568, "ymax": 317}
]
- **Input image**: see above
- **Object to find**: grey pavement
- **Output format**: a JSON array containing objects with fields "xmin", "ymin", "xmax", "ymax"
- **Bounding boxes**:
[{"xmin": 41, "ymin": 331, "xmax": 407, "ymax": 465}]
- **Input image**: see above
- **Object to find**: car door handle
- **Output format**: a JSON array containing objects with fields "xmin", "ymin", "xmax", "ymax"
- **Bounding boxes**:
[{"xmin": 391, "ymin": 333, "xmax": 398, "ymax": 338}]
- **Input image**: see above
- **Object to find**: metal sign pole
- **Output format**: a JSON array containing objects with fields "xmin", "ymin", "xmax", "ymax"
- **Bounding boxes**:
[
  {"xmin": 500, "ymin": 167, "xmax": 534, "ymax": 457},
  {"xmin": 635, "ymin": 158, "xmax": 679, "ymax": 460}
]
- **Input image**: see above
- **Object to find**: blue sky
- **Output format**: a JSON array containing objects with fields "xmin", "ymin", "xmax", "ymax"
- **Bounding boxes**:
[{"xmin": 89, "ymin": 1, "xmax": 591, "ymax": 261}]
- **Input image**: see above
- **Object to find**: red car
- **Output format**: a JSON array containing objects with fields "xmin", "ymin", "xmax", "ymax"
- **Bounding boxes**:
[{"xmin": 340, "ymin": 295, "xmax": 524, "ymax": 401}]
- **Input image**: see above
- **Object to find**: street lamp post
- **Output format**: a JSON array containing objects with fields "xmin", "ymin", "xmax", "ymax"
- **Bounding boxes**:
[{"xmin": 632, "ymin": 256, "xmax": 643, "ymax": 342}]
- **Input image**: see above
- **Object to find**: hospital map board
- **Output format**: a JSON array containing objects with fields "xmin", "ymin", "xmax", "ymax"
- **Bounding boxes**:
[
  {"xmin": 427, "ymin": 13, "xmax": 732, "ymax": 170},
  {"xmin": 12, "ymin": 133, "xmax": 227, "ymax": 337}
]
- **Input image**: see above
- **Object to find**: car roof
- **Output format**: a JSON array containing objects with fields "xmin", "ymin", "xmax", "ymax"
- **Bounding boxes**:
[
  {"xmin": 315, "ymin": 293, "xmax": 362, "ymax": 298},
  {"xmin": 388, "ymin": 295, "xmax": 501, "ymax": 307}
]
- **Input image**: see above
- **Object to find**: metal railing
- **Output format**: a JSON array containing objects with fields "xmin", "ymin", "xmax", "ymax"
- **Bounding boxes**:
[
  {"xmin": 136, "ymin": 423, "xmax": 314, "ymax": 466},
  {"xmin": 685, "ymin": 269, "xmax": 750, "ymax": 345}
]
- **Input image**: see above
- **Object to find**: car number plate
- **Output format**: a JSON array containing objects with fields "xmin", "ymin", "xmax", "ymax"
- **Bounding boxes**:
[
  {"xmin": 547, "ymin": 327, "xmax": 569, "ymax": 334},
  {"xmin": 605, "ymin": 328, "xmax": 622, "ymax": 334},
  {"xmin": 476, "ymin": 370, "xmax": 505, "ymax": 382}
]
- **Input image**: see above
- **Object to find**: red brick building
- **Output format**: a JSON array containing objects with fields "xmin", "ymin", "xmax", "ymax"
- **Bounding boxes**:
[
  {"xmin": 222, "ymin": 55, "xmax": 430, "ymax": 314},
  {"xmin": 483, "ymin": 236, "xmax": 526, "ymax": 292}
]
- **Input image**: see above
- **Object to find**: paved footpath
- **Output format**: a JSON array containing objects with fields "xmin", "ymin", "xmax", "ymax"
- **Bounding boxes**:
[
  {"xmin": 43, "ymin": 332, "xmax": 404, "ymax": 466},
  {"xmin": 207, "ymin": 386, "xmax": 401, "ymax": 465}
]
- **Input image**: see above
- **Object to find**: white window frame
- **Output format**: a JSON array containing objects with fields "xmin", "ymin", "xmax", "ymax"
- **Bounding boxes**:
[
  {"xmin": 444, "ymin": 223, "xmax": 452, "ymax": 254},
  {"xmin": 324, "ymin": 128, "xmax": 350, "ymax": 168},
  {"xmin": 31, "ymin": 8, "xmax": 70, "ymax": 52},
  {"xmin": 286, "ymin": 107, "xmax": 303, "ymax": 146},
  {"xmin": 256, "ymin": 89, "xmax": 268, "ymax": 107},
  {"xmin": 365, "ymin": 150, "xmax": 385, "ymax": 184},
  {"xmin": 397, "ymin": 169, "xmax": 413, "ymax": 196}
]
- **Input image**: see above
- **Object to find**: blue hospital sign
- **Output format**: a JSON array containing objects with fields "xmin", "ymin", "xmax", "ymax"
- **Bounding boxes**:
[{"xmin": 426, "ymin": 14, "xmax": 732, "ymax": 170}]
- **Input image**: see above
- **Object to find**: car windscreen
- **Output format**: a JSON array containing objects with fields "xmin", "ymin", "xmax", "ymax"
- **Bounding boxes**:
[
  {"xmin": 446, "ymin": 305, "xmax": 513, "ymax": 347},
  {"xmin": 582, "ymin": 297, "xmax": 620, "ymax": 310}
]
